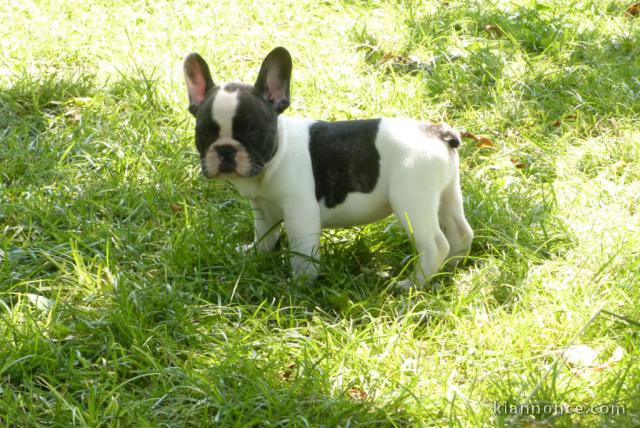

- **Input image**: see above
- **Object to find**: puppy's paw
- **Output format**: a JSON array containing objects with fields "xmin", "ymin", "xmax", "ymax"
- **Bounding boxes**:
[
  {"xmin": 290, "ymin": 272, "xmax": 317, "ymax": 286},
  {"xmin": 290, "ymin": 255, "xmax": 319, "ymax": 284},
  {"xmin": 396, "ymin": 278, "xmax": 415, "ymax": 290},
  {"xmin": 235, "ymin": 242, "xmax": 256, "ymax": 253},
  {"xmin": 444, "ymin": 252, "xmax": 471, "ymax": 269},
  {"xmin": 395, "ymin": 274, "xmax": 439, "ymax": 290}
]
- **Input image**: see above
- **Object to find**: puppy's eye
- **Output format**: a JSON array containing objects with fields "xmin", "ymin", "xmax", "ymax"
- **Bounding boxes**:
[
  {"xmin": 203, "ymin": 126, "xmax": 219, "ymax": 138},
  {"xmin": 244, "ymin": 124, "xmax": 269, "ymax": 136},
  {"xmin": 196, "ymin": 119, "xmax": 220, "ymax": 138},
  {"xmin": 245, "ymin": 128, "xmax": 263, "ymax": 136}
]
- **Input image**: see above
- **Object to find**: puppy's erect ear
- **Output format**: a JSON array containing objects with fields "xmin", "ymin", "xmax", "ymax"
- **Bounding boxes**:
[
  {"xmin": 254, "ymin": 47, "xmax": 292, "ymax": 114},
  {"xmin": 183, "ymin": 53, "xmax": 215, "ymax": 116}
]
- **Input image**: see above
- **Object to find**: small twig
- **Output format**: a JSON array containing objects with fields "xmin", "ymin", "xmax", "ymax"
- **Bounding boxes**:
[{"xmin": 601, "ymin": 309, "xmax": 640, "ymax": 328}]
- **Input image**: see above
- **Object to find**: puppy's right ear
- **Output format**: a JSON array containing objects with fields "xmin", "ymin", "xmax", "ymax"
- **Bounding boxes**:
[{"xmin": 183, "ymin": 53, "xmax": 214, "ymax": 116}]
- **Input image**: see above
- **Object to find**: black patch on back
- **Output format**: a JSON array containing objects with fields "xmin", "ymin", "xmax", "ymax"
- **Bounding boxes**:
[{"xmin": 309, "ymin": 119, "xmax": 381, "ymax": 208}]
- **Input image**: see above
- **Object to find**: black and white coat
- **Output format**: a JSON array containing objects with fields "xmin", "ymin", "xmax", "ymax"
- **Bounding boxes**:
[{"xmin": 184, "ymin": 47, "xmax": 473, "ymax": 285}]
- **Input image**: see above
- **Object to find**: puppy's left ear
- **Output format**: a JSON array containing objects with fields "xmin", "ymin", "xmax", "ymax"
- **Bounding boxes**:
[{"xmin": 254, "ymin": 47, "xmax": 292, "ymax": 114}]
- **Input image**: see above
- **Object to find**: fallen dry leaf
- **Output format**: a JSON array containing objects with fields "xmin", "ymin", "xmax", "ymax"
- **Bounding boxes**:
[
  {"xmin": 626, "ymin": 2, "xmax": 640, "ymax": 16},
  {"xmin": 461, "ymin": 131, "xmax": 497, "ymax": 149},
  {"xmin": 511, "ymin": 158, "xmax": 528, "ymax": 169},
  {"xmin": 170, "ymin": 203, "xmax": 183, "ymax": 214},
  {"xmin": 484, "ymin": 24, "xmax": 504, "ymax": 37},
  {"xmin": 64, "ymin": 107, "xmax": 82, "ymax": 123},
  {"xmin": 378, "ymin": 51, "xmax": 396, "ymax": 65},
  {"xmin": 553, "ymin": 114, "xmax": 577, "ymax": 127},
  {"xmin": 278, "ymin": 363, "xmax": 297, "ymax": 382},
  {"xmin": 347, "ymin": 386, "xmax": 368, "ymax": 400},
  {"xmin": 477, "ymin": 137, "xmax": 497, "ymax": 149},
  {"xmin": 460, "ymin": 130, "xmax": 478, "ymax": 140}
]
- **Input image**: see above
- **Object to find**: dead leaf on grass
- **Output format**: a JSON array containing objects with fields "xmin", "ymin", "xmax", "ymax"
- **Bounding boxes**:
[
  {"xmin": 170, "ymin": 203, "xmax": 183, "ymax": 214},
  {"xmin": 64, "ymin": 107, "xmax": 82, "ymax": 123},
  {"xmin": 510, "ymin": 158, "xmax": 528, "ymax": 169},
  {"xmin": 626, "ymin": 2, "xmax": 640, "ymax": 16},
  {"xmin": 347, "ymin": 386, "xmax": 368, "ymax": 400},
  {"xmin": 553, "ymin": 114, "xmax": 577, "ymax": 127},
  {"xmin": 461, "ymin": 131, "xmax": 497, "ymax": 149},
  {"xmin": 278, "ymin": 363, "xmax": 297, "ymax": 382},
  {"xmin": 484, "ymin": 24, "xmax": 504, "ymax": 37}
]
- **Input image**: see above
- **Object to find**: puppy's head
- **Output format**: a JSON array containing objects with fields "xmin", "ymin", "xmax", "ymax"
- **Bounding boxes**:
[{"xmin": 183, "ymin": 47, "xmax": 292, "ymax": 178}]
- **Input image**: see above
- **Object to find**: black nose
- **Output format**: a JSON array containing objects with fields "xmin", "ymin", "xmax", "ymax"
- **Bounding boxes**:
[{"xmin": 215, "ymin": 145, "xmax": 237, "ymax": 162}]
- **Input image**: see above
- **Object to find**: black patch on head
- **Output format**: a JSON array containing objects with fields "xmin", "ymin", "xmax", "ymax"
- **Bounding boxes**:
[
  {"xmin": 193, "ymin": 87, "xmax": 221, "ymax": 157},
  {"xmin": 231, "ymin": 84, "xmax": 279, "ymax": 174},
  {"xmin": 309, "ymin": 119, "xmax": 381, "ymax": 208},
  {"xmin": 192, "ymin": 84, "xmax": 279, "ymax": 176}
]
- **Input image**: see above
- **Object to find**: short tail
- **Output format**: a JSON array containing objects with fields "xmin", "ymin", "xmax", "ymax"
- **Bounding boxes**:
[
  {"xmin": 423, "ymin": 122, "xmax": 461, "ymax": 149},
  {"xmin": 441, "ymin": 129, "xmax": 461, "ymax": 148}
]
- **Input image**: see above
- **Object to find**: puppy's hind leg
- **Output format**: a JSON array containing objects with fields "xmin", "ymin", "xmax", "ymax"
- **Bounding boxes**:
[
  {"xmin": 392, "ymin": 188, "xmax": 449, "ymax": 287},
  {"xmin": 438, "ymin": 170, "xmax": 473, "ymax": 264}
]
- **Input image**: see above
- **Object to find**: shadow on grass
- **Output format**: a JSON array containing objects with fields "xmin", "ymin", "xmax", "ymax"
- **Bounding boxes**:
[
  {"xmin": 0, "ymin": 281, "xmax": 419, "ymax": 426},
  {"xmin": 0, "ymin": 70, "xmax": 191, "ymax": 291},
  {"xmin": 0, "ymin": 71, "xmax": 95, "ymax": 133},
  {"xmin": 180, "ymin": 169, "xmax": 573, "ymax": 314}
]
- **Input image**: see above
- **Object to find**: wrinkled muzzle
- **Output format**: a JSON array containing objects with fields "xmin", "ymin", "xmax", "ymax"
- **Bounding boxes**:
[{"xmin": 201, "ymin": 140, "xmax": 253, "ymax": 178}]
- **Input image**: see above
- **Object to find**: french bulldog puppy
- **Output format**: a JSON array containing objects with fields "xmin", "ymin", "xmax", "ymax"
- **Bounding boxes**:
[{"xmin": 183, "ymin": 47, "xmax": 473, "ymax": 285}]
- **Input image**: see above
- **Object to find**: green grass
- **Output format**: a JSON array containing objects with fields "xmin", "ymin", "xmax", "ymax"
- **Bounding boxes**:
[{"xmin": 1, "ymin": 0, "xmax": 639, "ymax": 426}]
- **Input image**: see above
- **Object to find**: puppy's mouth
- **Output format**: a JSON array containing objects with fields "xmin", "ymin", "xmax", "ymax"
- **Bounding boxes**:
[
  {"xmin": 217, "ymin": 161, "xmax": 237, "ymax": 174},
  {"xmin": 201, "ymin": 162, "xmax": 242, "ymax": 178},
  {"xmin": 201, "ymin": 142, "xmax": 258, "ymax": 179}
]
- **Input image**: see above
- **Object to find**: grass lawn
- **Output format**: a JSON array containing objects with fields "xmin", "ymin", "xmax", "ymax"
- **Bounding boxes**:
[{"xmin": 1, "ymin": 0, "xmax": 639, "ymax": 426}]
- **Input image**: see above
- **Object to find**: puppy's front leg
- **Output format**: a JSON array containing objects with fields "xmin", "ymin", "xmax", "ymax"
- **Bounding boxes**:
[
  {"xmin": 237, "ymin": 199, "xmax": 282, "ymax": 253},
  {"xmin": 250, "ymin": 199, "xmax": 282, "ymax": 252},
  {"xmin": 283, "ymin": 200, "xmax": 321, "ymax": 282}
]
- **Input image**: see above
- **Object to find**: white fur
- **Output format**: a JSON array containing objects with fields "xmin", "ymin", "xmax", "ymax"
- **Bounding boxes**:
[
  {"xmin": 212, "ymin": 85, "xmax": 239, "ymax": 138},
  {"xmin": 227, "ymin": 116, "xmax": 473, "ymax": 285}
]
